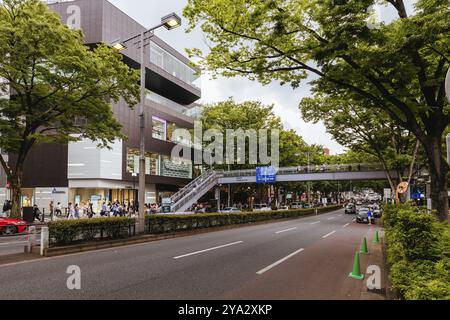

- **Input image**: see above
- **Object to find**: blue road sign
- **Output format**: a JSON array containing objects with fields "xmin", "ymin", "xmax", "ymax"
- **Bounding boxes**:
[{"xmin": 256, "ymin": 166, "xmax": 277, "ymax": 183}]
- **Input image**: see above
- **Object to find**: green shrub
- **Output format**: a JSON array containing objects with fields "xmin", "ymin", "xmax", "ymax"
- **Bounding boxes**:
[
  {"xmin": 49, "ymin": 217, "xmax": 135, "ymax": 246},
  {"xmin": 383, "ymin": 204, "xmax": 450, "ymax": 300},
  {"xmin": 147, "ymin": 205, "xmax": 342, "ymax": 234}
]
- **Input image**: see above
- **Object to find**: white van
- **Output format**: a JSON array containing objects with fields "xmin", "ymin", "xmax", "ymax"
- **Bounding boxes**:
[{"xmin": 253, "ymin": 204, "xmax": 272, "ymax": 212}]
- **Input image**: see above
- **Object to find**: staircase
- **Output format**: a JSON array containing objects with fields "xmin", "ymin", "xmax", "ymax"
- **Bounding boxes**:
[{"xmin": 170, "ymin": 170, "xmax": 220, "ymax": 213}]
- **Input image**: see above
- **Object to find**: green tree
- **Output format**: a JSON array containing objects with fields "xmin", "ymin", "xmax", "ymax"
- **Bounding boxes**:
[
  {"xmin": 300, "ymin": 95, "xmax": 425, "ymax": 199},
  {"xmin": 0, "ymin": 0, "xmax": 140, "ymax": 216},
  {"xmin": 184, "ymin": 0, "xmax": 450, "ymax": 220},
  {"xmin": 199, "ymin": 99, "xmax": 282, "ymax": 170}
]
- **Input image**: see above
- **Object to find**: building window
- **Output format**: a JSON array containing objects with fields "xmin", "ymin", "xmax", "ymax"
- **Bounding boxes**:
[
  {"xmin": 152, "ymin": 116, "xmax": 167, "ymax": 141},
  {"xmin": 127, "ymin": 149, "xmax": 160, "ymax": 176}
]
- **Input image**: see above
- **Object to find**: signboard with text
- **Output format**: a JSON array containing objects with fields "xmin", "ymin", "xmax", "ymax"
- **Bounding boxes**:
[{"xmin": 256, "ymin": 166, "xmax": 277, "ymax": 183}]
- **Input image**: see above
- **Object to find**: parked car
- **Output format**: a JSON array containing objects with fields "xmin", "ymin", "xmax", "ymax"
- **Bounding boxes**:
[
  {"xmin": 253, "ymin": 204, "xmax": 272, "ymax": 212},
  {"xmin": 345, "ymin": 203, "xmax": 357, "ymax": 214},
  {"xmin": 290, "ymin": 202, "xmax": 303, "ymax": 209},
  {"xmin": 220, "ymin": 207, "xmax": 242, "ymax": 213},
  {"xmin": 0, "ymin": 218, "xmax": 28, "ymax": 235},
  {"xmin": 303, "ymin": 204, "xmax": 312, "ymax": 209},
  {"xmin": 278, "ymin": 205, "xmax": 289, "ymax": 211}
]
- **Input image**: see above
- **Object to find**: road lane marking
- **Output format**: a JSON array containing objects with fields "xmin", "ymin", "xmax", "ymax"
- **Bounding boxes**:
[
  {"xmin": 173, "ymin": 241, "xmax": 243, "ymax": 259},
  {"xmin": 0, "ymin": 241, "xmax": 28, "ymax": 246},
  {"xmin": 310, "ymin": 221, "xmax": 321, "ymax": 225},
  {"xmin": 256, "ymin": 248, "xmax": 305, "ymax": 275},
  {"xmin": 327, "ymin": 217, "xmax": 335, "ymax": 220},
  {"xmin": 275, "ymin": 227, "xmax": 297, "ymax": 234},
  {"xmin": 352, "ymin": 219, "xmax": 356, "ymax": 222},
  {"xmin": 322, "ymin": 231, "xmax": 336, "ymax": 239},
  {"xmin": 337, "ymin": 214, "xmax": 343, "ymax": 217},
  {"xmin": 343, "ymin": 223, "xmax": 350, "ymax": 228}
]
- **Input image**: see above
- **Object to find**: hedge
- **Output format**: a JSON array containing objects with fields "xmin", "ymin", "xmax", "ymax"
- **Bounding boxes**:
[
  {"xmin": 146, "ymin": 205, "xmax": 343, "ymax": 234},
  {"xmin": 383, "ymin": 204, "xmax": 450, "ymax": 300},
  {"xmin": 48, "ymin": 217, "xmax": 135, "ymax": 246},
  {"xmin": 47, "ymin": 205, "xmax": 343, "ymax": 246}
]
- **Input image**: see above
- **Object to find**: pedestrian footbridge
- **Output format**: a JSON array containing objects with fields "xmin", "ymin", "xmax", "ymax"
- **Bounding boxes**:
[{"xmin": 170, "ymin": 164, "xmax": 396, "ymax": 213}]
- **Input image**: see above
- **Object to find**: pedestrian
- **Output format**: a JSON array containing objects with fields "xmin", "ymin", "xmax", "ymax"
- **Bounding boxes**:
[
  {"xmin": 32, "ymin": 204, "xmax": 41, "ymax": 221},
  {"xmin": 68, "ymin": 202, "xmax": 76, "ymax": 219},
  {"xmin": 55, "ymin": 202, "xmax": 62, "ymax": 217},
  {"xmin": 74, "ymin": 204, "xmax": 80, "ymax": 219},
  {"xmin": 100, "ymin": 202, "xmax": 107, "ymax": 217},
  {"xmin": 367, "ymin": 209, "xmax": 374, "ymax": 225},
  {"xmin": 49, "ymin": 201, "xmax": 54, "ymax": 219}
]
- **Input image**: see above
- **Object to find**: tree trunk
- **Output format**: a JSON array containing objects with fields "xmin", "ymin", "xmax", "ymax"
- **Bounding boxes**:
[
  {"xmin": 425, "ymin": 137, "xmax": 449, "ymax": 221},
  {"xmin": 9, "ymin": 170, "xmax": 22, "ymax": 219}
]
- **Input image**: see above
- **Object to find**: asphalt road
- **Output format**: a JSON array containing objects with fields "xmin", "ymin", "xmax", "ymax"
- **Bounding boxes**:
[{"xmin": 0, "ymin": 209, "xmax": 380, "ymax": 300}]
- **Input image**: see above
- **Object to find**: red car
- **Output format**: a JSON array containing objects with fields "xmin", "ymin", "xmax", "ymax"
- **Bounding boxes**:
[{"xmin": 0, "ymin": 218, "xmax": 28, "ymax": 235}]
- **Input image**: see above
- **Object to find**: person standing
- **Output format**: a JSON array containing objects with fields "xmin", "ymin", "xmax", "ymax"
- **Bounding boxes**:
[
  {"xmin": 68, "ymin": 202, "xmax": 75, "ymax": 220},
  {"xmin": 55, "ymin": 202, "xmax": 62, "ymax": 217},
  {"xmin": 49, "ymin": 201, "xmax": 54, "ymax": 220},
  {"xmin": 74, "ymin": 204, "xmax": 80, "ymax": 219}
]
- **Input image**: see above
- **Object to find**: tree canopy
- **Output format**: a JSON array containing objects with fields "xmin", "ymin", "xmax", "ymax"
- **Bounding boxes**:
[
  {"xmin": 0, "ymin": 0, "xmax": 140, "ymax": 215},
  {"xmin": 184, "ymin": 0, "xmax": 450, "ymax": 219}
]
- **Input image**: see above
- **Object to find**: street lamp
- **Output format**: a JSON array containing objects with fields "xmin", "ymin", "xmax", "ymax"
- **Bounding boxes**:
[{"xmin": 111, "ymin": 13, "xmax": 181, "ymax": 233}]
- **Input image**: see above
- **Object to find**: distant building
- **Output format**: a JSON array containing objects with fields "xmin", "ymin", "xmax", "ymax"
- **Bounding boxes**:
[{"xmin": 323, "ymin": 148, "xmax": 331, "ymax": 156}]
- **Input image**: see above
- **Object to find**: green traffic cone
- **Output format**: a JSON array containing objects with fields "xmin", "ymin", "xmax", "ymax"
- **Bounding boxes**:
[
  {"xmin": 360, "ymin": 237, "xmax": 369, "ymax": 255},
  {"xmin": 348, "ymin": 252, "xmax": 364, "ymax": 280},
  {"xmin": 373, "ymin": 230, "xmax": 380, "ymax": 244}
]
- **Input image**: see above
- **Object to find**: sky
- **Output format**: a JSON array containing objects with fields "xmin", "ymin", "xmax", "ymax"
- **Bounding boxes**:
[{"xmin": 108, "ymin": 0, "xmax": 415, "ymax": 155}]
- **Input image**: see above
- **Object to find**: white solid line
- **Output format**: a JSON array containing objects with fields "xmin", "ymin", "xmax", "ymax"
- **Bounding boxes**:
[
  {"xmin": 322, "ymin": 231, "xmax": 336, "ymax": 238},
  {"xmin": 257, "ymin": 248, "xmax": 305, "ymax": 275},
  {"xmin": 275, "ymin": 227, "xmax": 297, "ymax": 234},
  {"xmin": 173, "ymin": 241, "xmax": 243, "ymax": 259},
  {"xmin": 343, "ymin": 223, "xmax": 350, "ymax": 228},
  {"xmin": 310, "ymin": 221, "xmax": 321, "ymax": 225},
  {"xmin": 0, "ymin": 241, "xmax": 28, "ymax": 246}
]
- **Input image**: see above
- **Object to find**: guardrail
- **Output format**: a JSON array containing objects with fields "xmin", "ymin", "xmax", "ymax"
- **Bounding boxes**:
[{"xmin": 220, "ymin": 163, "xmax": 385, "ymax": 178}]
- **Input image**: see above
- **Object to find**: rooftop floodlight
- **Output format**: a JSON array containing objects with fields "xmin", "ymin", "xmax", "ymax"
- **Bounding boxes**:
[{"xmin": 161, "ymin": 13, "xmax": 182, "ymax": 30}]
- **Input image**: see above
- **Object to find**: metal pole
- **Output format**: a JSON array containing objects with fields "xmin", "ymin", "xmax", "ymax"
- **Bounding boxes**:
[{"xmin": 138, "ymin": 31, "xmax": 146, "ymax": 234}]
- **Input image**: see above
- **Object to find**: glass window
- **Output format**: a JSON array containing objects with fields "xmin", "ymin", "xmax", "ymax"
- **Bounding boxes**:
[
  {"xmin": 152, "ymin": 116, "xmax": 167, "ymax": 140},
  {"xmin": 127, "ymin": 149, "xmax": 160, "ymax": 176}
]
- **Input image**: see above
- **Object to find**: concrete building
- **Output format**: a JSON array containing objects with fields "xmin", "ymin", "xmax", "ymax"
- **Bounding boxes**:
[{"xmin": 0, "ymin": 0, "xmax": 201, "ymax": 213}]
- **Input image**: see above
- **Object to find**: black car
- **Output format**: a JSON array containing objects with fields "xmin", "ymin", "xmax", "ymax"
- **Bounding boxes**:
[{"xmin": 345, "ymin": 203, "xmax": 356, "ymax": 214}]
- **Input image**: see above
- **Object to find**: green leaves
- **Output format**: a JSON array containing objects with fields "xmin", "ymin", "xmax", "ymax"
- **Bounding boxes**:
[{"xmin": 0, "ymin": 0, "xmax": 139, "ymax": 155}]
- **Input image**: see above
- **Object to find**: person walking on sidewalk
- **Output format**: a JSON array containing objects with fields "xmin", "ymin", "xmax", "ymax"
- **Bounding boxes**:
[
  {"xmin": 55, "ymin": 202, "xmax": 62, "ymax": 217},
  {"xmin": 68, "ymin": 202, "xmax": 76, "ymax": 220}
]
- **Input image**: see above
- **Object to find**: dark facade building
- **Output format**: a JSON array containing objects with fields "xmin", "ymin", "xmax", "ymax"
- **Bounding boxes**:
[{"xmin": 1, "ymin": 0, "xmax": 201, "ymax": 212}]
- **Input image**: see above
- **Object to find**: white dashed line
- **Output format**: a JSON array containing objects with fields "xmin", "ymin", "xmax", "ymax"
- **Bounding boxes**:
[
  {"xmin": 257, "ymin": 248, "xmax": 305, "ymax": 275},
  {"xmin": 275, "ymin": 227, "xmax": 297, "ymax": 234},
  {"xmin": 173, "ymin": 241, "xmax": 243, "ymax": 259},
  {"xmin": 322, "ymin": 231, "xmax": 336, "ymax": 239},
  {"xmin": 310, "ymin": 221, "xmax": 321, "ymax": 225},
  {"xmin": 343, "ymin": 223, "xmax": 350, "ymax": 228}
]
